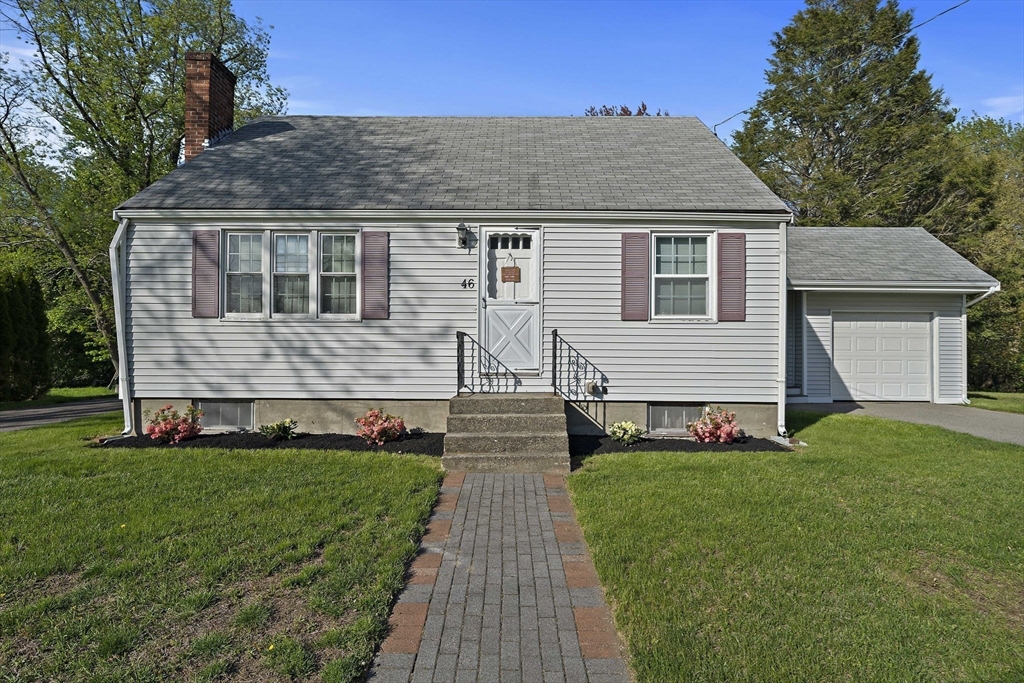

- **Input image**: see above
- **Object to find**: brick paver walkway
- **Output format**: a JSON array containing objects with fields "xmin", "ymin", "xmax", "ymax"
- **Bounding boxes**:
[{"xmin": 368, "ymin": 472, "xmax": 630, "ymax": 683}]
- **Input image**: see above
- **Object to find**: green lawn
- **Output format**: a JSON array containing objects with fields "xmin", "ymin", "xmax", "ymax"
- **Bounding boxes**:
[
  {"xmin": 966, "ymin": 391, "xmax": 1024, "ymax": 414},
  {"xmin": 0, "ymin": 414, "xmax": 441, "ymax": 682},
  {"xmin": 568, "ymin": 412, "xmax": 1024, "ymax": 682},
  {"xmin": 0, "ymin": 386, "xmax": 116, "ymax": 412}
]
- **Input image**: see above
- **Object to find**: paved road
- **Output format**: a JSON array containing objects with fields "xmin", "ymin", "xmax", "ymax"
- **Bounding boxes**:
[
  {"xmin": 368, "ymin": 472, "xmax": 630, "ymax": 683},
  {"xmin": 0, "ymin": 398, "xmax": 121, "ymax": 433},
  {"xmin": 793, "ymin": 402, "xmax": 1024, "ymax": 447}
]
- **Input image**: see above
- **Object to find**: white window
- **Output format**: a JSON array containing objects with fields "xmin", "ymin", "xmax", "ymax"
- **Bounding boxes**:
[
  {"xmin": 223, "ymin": 230, "xmax": 360, "ymax": 320},
  {"xmin": 653, "ymin": 235, "xmax": 710, "ymax": 318},
  {"xmin": 226, "ymin": 233, "xmax": 263, "ymax": 314},
  {"xmin": 320, "ymin": 233, "xmax": 357, "ymax": 315},
  {"xmin": 199, "ymin": 400, "xmax": 254, "ymax": 431},
  {"xmin": 273, "ymin": 233, "xmax": 310, "ymax": 315}
]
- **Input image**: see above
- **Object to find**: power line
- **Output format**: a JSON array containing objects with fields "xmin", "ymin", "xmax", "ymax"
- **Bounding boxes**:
[
  {"xmin": 712, "ymin": 0, "xmax": 973, "ymax": 138},
  {"xmin": 904, "ymin": 0, "xmax": 971, "ymax": 35}
]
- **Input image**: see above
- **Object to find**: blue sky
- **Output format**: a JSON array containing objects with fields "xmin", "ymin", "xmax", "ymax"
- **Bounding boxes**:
[{"xmin": 234, "ymin": 0, "xmax": 1024, "ymax": 141}]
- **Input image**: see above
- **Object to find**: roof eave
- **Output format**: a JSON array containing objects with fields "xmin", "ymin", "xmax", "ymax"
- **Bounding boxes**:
[
  {"xmin": 788, "ymin": 279, "xmax": 999, "ymax": 293},
  {"xmin": 113, "ymin": 207, "xmax": 794, "ymax": 222}
]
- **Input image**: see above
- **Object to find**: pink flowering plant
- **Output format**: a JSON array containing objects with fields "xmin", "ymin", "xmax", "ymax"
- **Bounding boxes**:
[
  {"xmin": 687, "ymin": 405, "xmax": 741, "ymax": 444},
  {"xmin": 355, "ymin": 409, "xmax": 406, "ymax": 446},
  {"xmin": 144, "ymin": 404, "xmax": 204, "ymax": 444}
]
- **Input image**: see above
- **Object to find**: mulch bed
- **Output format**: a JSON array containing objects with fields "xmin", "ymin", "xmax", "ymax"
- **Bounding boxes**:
[
  {"xmin": 101, "ymin": 432, "xmax": 785, "ymax": 458},
  {"xmin": 100, "ymin": 431, "xmax": 445, "ymax": 456},
  {"xmin": 570, "ymin": 434, "xmax": 788, "ymax": 457}
]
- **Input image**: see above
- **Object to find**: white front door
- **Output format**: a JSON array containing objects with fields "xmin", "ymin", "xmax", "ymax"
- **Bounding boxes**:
[
  {"xmin": 832, "ymin": 312, "xmax": 932, "ymax": 401},
  {"xmin": 481, "ymin": 229, "xmax": 540, "ymax": 372}
]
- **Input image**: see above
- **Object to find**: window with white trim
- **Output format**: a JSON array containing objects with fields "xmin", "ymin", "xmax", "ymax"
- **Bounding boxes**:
[
  {"xmin": 653, "ymin": 235, "xmax": 709, "ymax": 317},
  {"xmin": 226, "ymin": 233, "xmax": 263, "ymax": 314},
  {"xmin": 222, "ymin": 230, "xmax": 360, "ymax": 319},
  {"xmin": 320, "ymin": 233, "xmax": 357, "ymax": 315},
  {"xmin": 273, "ymin": 233, "xmax": 310, "ymax": 314}
]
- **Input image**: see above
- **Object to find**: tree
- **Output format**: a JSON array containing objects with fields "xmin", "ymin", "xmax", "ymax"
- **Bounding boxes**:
[
  {"xmin": 2, "ymin": 0, "xmax": 286, "ymax": 192},
  {"xmin": 732, "ymin": 0, "xmax": 984, "ymax": 231},
  {"xmin": 0, "ymin": 61, "xmax": 120, "ymax": 379},
  {"xmin": 954, "ymin": 117, "xmax": 1024, "ymax": 391},
  {"xmin": 0, "ymin": 0, "xmax": 287, "ymax": 381},
  {"xmin": 732, "ymin": 0, "xmax": 1018, "ymax": 390},
  {"xmin": 584, "ymin": 102, "xmax": 669, "ymax": 116},
  {"xmin": 0, "ymin": 257, "xmax": 50, "ymax": 400}
]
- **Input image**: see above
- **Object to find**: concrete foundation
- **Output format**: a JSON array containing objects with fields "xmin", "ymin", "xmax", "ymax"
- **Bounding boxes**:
[
  {"xmin": 256, "ymin": 399, "xmax": 450, "ymax": 434},
  {"xmin": 719, "ymin": 403, "xmax": 779, "ymax": 439},
  {"xmin": 134, "ymin": 397, "xmax": 779, "ymax": 438},
  {"xmin": 133, "ymin": 398, "xmax": 449, "ymax": 435},
  {"xmin": 565, "ymin": 400, "xmax": 779, "ymax": 438},
  {"xmin": 565, "ymin": 401, "xmax": 648, "ymax": 436}
]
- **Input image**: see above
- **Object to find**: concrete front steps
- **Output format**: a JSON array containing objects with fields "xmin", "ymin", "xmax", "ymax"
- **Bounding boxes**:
[{"xmin": 442, "ymin": 393, "xmax": 570, "ymax": 474}]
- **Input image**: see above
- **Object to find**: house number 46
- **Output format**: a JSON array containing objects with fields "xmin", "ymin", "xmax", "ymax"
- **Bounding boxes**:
[{"xmin": 461, "ymin": 278, "xmax": 476, "ymax": 289}]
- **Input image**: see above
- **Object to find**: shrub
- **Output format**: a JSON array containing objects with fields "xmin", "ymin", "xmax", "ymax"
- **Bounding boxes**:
[
  {"xmin": 687, "ymin": 405, "xmax": 741, "ymax": 443},
  {"xmin": 0, "ymin": 262, "xmax": 51, "ymax": 402},
  {"xmin": 144, "ymin": 404, "xmax": 203, "ymax": 444},
  {"xmin": 259, "ymin": 418, "xmax": 298, "ymax": 441},
  {"xmin": 355, "ymin": 409, "xmax": 405, "ymax": 446},
  {"xmin": 609, "ymin": 420, "xmax": 645, "ymax": 445}
]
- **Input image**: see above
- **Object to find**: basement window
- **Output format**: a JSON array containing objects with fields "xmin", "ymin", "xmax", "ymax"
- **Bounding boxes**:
[
  {"xmin": 198, "ymin": 400, "xmax": 254, "ymax": 431},
  {"xmin": 649, "ymin": 403, "xmax": 705, "ymax": 435}
]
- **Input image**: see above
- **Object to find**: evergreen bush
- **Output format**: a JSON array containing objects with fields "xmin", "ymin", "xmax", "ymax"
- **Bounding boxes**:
[{"xmin": 0, "ymin": 264, "xmax": 51, "ymax": 401}]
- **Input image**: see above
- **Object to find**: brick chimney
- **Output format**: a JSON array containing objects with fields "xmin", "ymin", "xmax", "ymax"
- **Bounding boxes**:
[{"xmin": 184, "ymin": 52, "xmax": 236, "ymax": 162}]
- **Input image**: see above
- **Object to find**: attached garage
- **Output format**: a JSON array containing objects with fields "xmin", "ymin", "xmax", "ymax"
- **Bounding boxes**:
[
  {"xmin": 831, "ymin": 312, "xmax": 931, "ymax": 401},
  {"xmin": 786, "ymin": 227, "xmax": 1000, "ymax": 405}
]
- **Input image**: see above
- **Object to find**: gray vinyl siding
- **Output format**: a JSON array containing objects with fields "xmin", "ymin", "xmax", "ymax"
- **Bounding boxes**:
[
  {"xmin": 802, "ymin": 291, "xmax": 965, "ymax": 403},
  {"xmin": 124, "ymin": 217, "xmax": 782, "ymax": 403},
  {"xmin": 541, "ymin": 224, "xmax": 781, "ymax": 402},
  {"xmin": 126, "ymin": 222, "xmax": 478, "ymax": 399},
  {"xmin": 786, "ymin": 291, "xmax": 803, "ymax": 390}
]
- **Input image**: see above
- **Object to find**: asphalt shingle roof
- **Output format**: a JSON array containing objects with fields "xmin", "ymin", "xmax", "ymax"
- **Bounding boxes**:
[
  {"xmin": 119, "ymin": 116, "xmax": 790, "ymax": 212},
  {"xmin": 788, "ymin": 227, "xmax": 998, "ymax": 287}
]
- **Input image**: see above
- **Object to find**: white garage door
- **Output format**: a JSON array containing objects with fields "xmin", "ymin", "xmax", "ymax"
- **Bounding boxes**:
[{"xmin": 832, "ymin": 312, "xmax": 932, "ymax": 401}]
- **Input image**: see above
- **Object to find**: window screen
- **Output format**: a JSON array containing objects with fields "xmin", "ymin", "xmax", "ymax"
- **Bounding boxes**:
[
  {"xmin": 649, "ymin": 403, "xmax": 705, "ymax": 433},
  {"xmin": 226, "ymin": 233, "xmax": 263, "ymax": 314},
  {"xmin": 199, "ymin": 401, "xmax": 254, "ymax": 430},
  {"xmin": 321, "ymin": 234, "xmax": 357, "ymax": 315},
  {"xmin": 653, "ymin": 236, "xmax": 709, "ymax": 317},
  {"xmin": 273, "ymin": 234, "xmax": 309, "ymax": 314}
]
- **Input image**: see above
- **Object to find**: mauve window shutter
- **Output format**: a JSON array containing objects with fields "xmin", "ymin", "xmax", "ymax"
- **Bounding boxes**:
[
  {"xmin": 718, "ymin": 232, "xmax": 746, "ymax": 322},
  {"xmin": 362, "ymin": 231, "xmax": 390, "ymax": 319},
  {"xmin": 621, "ymin": 232, "xmax": 650, "ymax": 321},
  {"xmin": 192, "ymin": 230, "xmax": 220, "ymax": 318}
]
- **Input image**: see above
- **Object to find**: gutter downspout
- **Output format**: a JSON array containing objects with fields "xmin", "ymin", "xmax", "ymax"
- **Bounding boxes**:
[
  {"xmin": 962, "ymin": 284, "xmax": 1000, "ymax": 405},
  {"xmin": 777, "ymin": 220, "xmax": 789, "ymax": 437},
  {"xmin": 109, "ymin": 216, "xmax": 133, "ymax": 435},
  {"xmin": 966, "ymin": 284, "xmax": 1000, "ymax": 308}
]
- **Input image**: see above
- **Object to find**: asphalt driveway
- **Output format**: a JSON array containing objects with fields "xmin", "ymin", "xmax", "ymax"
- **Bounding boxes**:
[
  {"xmin": 793, "ymin": 402, "xmax": 1024, "ymax": 447},
  {"xmin": 0, "ymin": 398, "xmax": 121, "ymax": 433}
]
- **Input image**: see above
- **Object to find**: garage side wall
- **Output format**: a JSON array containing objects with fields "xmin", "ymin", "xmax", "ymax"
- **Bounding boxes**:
[{"xmin": 803, "ymin": 292, "xmax": 965, "ymax": 403}]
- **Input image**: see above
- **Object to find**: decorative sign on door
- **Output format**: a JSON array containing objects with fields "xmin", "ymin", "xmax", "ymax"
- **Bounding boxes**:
[{"xmin": 501, "ymin": 266, "xmax": 521, "ymax": 283}]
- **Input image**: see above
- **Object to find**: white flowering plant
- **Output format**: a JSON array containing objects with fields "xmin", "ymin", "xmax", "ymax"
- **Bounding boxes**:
[
  {"xmin": 259, "ymin": 418, "xmax": 298, "ymax": 441},
  {"xmin": 609, "ymin": 420, "xmax": 645, "ymax": 445}
]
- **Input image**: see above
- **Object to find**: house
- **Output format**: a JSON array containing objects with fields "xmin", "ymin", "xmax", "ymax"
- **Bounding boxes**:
[{"xmin": 109, "ymin": 54, "xmax": 999, "ymax": 470}]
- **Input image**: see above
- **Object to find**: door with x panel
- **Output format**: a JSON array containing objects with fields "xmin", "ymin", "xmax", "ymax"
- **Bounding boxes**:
[{"xmin": 481, "ymin": 229, "xmax": 540, "ymax": 373}]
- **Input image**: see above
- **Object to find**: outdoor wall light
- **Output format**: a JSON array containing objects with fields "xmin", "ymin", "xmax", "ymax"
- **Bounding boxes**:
[{"xmin": 457, "ymin": 222, "xmax": 470, "ymax": 249}]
